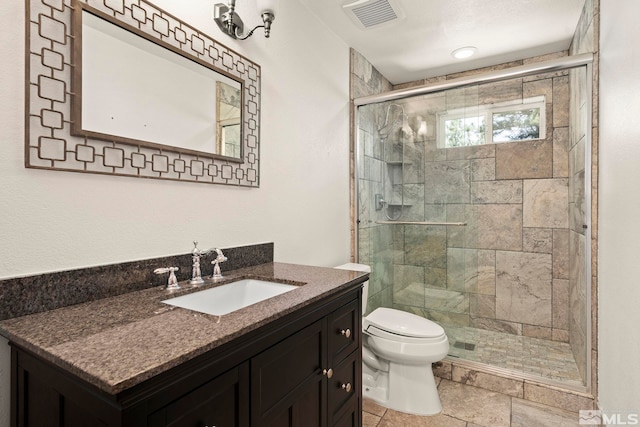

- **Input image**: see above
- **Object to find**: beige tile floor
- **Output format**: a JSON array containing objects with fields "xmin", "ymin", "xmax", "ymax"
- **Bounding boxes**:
[{"xmin": 363, "ymin": 378, "xmax": 582, "ymax": 427}]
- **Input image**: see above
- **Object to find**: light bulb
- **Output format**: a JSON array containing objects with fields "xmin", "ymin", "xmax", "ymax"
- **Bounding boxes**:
[
  {"xmin": 256, "ymin": 0, "xmax": 278, "ymax": 13},
  {"xmin": 418, "ymin": 120, "xmax": 428, "ymax": 137}
]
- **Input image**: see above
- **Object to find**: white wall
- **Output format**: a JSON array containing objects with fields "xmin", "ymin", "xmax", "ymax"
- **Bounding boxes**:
[
  {"xmin": 598, "ymin": 0, "xmax": 640, "ymax": 412},
  {"xmin": 0, "ymin": 0, "xmax": 350, "ymax": 424}
]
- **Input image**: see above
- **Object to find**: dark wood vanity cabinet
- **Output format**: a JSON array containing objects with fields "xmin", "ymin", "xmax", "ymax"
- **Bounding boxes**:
[
  {"xmin": 10, "ymin": 286, "xmax": 362, "ymax": 427},
  {"xmin": 251, "ymin": 298, "xmax": 360, "ymax": 427}
]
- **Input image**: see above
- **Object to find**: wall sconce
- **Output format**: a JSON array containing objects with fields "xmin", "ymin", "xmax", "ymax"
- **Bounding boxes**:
[{"xmin": 214, "ymin": 0, "xmax": 277, "ymax": 40}]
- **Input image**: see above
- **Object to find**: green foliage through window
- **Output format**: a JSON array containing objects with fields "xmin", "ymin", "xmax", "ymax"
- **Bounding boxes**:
[
  {"xmin": 444, "ymin": 117, "xmax": 486, "ymax": 147},
  {"xmin": 440, "ymin": 97, "xmax": 545, "ymax": 148},
  {"xmin": 492, "ymin": 108, "xmax": 540, "ymax": 142}
]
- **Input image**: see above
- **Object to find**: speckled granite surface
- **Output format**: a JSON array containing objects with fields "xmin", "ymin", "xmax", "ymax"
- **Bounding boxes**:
[
  {"xmin": 0, "ymin": 242, "xmax": 274, "ymax": 320},
  {"xmin": 1, "ymin": 262, "xmax": 367, "ymax": 396}
]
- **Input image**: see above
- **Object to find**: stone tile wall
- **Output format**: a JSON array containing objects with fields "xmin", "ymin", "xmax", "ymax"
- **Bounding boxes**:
[
  {"xmin": 388, "ymin": 65, "xmax": 578, "ymax": 346},
  {"xmin": 352, "ymin": 54, "xmax": 590, "ymax": 340}
]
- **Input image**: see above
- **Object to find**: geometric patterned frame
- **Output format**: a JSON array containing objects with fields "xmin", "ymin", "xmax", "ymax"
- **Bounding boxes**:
[{"xmin": 25, "ymin": 0, "xmax": 260, "ymax": 186}]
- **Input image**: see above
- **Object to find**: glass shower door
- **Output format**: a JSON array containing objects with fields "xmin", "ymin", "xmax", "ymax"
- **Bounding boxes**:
[{"xmin": 356, "ymin": 62, "xmax": 591, "ymax": 389}]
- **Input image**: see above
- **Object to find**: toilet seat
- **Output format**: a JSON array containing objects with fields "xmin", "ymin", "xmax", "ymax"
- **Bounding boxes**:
[
  {"xmin": 365, "ymin": 324, "xmax": 447, "ymax": 344},
  {"xmin": 364, "ymin": 307, "xmax": 445, "ymax": 339}
]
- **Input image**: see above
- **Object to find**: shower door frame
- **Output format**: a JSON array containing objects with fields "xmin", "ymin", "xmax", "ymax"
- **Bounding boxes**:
[{"xmin": 353, "ymin": 53, "xmax": 594, "ymax": 394}]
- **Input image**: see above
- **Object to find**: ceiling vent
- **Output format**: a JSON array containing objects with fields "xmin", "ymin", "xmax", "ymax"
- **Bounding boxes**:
[{"xmin": 343, "ymin": 0, "xmax": 405, "ymax": 30}]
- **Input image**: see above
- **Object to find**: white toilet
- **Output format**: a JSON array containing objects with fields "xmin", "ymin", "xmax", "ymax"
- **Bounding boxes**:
[{"xmin": 335, "ymin": 263, "xmax": 449, "ymax": 416}]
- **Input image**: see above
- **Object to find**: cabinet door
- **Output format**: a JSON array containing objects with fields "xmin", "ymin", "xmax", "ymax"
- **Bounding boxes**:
[
  {"xmin": 148, "ymin": 363, "xmax": 249, "ymax": 427},
  {"xmin": 251, "ymin": 319, "xmax": 326, "ymax": 427},
  {"xmin": 12, "ymin": 348, "xmax": 118, "ymax": 427},
  {"xmin": 330, "ymin": 400, "xmax": 359, "ymax": 427},
  {"xmin": 327, "ymin": 299, "xmax": 359, "ymax": 364},
  {"xmin": 260, "ymin": 377, "xmax": 322, "ymax": 427}
]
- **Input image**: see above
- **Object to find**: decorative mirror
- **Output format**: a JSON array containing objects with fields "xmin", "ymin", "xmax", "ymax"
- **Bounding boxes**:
[{"xmin": 25, "ymin": 0, "xmax": 260, "ymax": 187}]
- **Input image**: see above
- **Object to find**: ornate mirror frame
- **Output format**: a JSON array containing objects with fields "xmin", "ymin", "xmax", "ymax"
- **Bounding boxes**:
[{"xmin": 25, "ymin": 0, "xmax": 261, "ymax": 187}]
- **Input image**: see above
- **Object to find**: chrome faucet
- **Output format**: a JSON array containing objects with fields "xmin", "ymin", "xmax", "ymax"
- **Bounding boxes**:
[
  {"xmin": 211, "ymin": 248, "xmax": 228, "ymax": 281},
  {"xmin": 190, "ymin": 241, "xmax": 213, "ymax": 285}
]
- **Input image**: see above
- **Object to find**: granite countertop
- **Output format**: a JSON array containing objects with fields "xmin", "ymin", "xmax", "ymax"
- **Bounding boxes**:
[{"xmin": 0, "ymin": 262, "xmax": 367, "ymax": 395}]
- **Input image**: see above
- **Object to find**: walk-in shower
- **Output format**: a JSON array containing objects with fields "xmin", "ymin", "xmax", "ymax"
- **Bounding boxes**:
[{"xmin": 355, "ymin": 54, "xmax": 593, "ymax": 391}]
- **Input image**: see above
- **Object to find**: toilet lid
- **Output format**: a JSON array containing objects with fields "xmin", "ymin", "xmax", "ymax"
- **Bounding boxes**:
[{"xmin": 364, "ymin": 307, "xmax": 445, "ymax": 338}]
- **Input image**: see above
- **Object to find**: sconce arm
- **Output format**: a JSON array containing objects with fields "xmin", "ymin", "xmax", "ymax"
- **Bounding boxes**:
[
  {"xmin": 214, "ymin": 3, "xmax": 275, "ymax": 40},
  {"xmin": 235, "ymin": 11, "xmax": 274, "ymax": 39}
]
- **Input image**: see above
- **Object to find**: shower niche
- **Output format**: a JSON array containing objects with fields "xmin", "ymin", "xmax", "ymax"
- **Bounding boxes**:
[{"xmin": 374, "ymin": 104, "xmax": 429, "ymax": 221}]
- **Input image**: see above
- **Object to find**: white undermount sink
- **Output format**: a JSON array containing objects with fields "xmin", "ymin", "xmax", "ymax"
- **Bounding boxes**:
[{"xmin": 161, "ymin": 279, "xmax": 298, "ymax": 316}]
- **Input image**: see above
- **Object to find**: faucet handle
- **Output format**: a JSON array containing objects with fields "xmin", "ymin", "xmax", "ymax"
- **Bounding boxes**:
[
  {"xmin": 211, "ymin": 248, "xmax": 227, "ymax": 281},
  {"xmin": 154, "ymin": 267, "xmax": 180, "ymax": 291},
  {"xmin": 214, "ymin": 248, "xmax": 227, "ymax": 262}
]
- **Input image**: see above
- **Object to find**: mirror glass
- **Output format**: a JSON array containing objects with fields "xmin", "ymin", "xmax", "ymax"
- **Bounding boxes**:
[
  {"xmin": 77, "ymin": 10, "xmax": 243, "ymax": 160},
  {"xmin": 216, "ymin": 82, "xmax": 242, "ymax": 158}
]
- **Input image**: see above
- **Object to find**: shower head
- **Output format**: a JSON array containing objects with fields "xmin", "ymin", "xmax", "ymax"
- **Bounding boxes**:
[
  {"xmin": 377, "ymin": 103, "xmax": 405, "ymax": 139},
  {"xmin": 400, "ymin": 121, "xmax": 415, "ymax": 143}
]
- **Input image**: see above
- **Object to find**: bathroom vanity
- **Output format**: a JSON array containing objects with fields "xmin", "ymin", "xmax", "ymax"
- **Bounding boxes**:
[{"xmin": 2, "ymin": 262, "xmax": 366, "ymax": 427}]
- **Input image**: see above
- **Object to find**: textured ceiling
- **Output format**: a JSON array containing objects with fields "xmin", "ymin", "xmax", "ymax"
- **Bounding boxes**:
[{"xmin": 298, "ymin": 0, "xmax": 586, "ymax": 84}]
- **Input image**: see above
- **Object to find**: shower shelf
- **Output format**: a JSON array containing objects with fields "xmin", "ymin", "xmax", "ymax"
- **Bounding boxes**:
[
  {"xmin": 386, "ymin": 161, "xmax": 411, "ymax": 166},
  {"xmin": 375, "ymin": 220, "xmax": 467, "ymax": 226},
  {"xmin": 385, "ymin": 204, "xmax": 413, "ymax": 209}
]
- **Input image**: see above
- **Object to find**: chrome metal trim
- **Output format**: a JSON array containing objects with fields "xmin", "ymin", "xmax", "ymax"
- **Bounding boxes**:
[
  {"xmin": 353, "ymin": 53, "xmax": 594, "ymax": 107},
  {"xmin": 375, "ymin": 220, "xmax": 467, "ymax": 226},
  {"xmin": 583, "ymin": 61, "xmax": 594, "ymax": 395}
]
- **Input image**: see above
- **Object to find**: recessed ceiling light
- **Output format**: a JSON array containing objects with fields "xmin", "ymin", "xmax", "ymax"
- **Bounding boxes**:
[{"xmin": 452, "ymin": 46, "xmax": 477, "ymax": 59}]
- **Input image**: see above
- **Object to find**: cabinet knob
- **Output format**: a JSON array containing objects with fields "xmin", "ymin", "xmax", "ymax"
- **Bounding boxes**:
[
  {"xmin": 340, "ymin": 328, "xmax": 351, "ymax": 338},
  {"xmin": 341, "ymin": 382, "xmax": 352, "ymax": 393},
  {"xmin": 322, "ymin": 368, "xmax": 333, "ymax": 378}
]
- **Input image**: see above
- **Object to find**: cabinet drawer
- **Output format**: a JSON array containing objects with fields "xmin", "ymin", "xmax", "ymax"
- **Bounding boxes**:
[
  {"xmin": 327, "ymin": 350, "xmax": 358, "ymax": 424},
  {"xmin": 327, "ymin": 298, "xmax": 359, "ymax": 362}
]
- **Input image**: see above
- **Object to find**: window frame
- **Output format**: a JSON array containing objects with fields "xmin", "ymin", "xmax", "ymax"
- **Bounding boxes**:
[{"xmin": 437, "ymin": 95, "xmax": 546, "ymax": 148}]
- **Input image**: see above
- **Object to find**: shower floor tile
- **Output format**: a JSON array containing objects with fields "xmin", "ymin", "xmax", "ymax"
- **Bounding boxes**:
[{"xmin": 443, "ymin": 325, "xmax": 582, "ymax": 384}]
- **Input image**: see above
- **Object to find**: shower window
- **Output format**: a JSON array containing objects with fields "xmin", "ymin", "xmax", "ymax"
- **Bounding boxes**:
[
  {"xmin": 439, "ymin": 96, "xmax": 546, "ymax": 147},
  {"xmin": 442, "ymin": 114, "xmax": 486, "ymax": 147}
]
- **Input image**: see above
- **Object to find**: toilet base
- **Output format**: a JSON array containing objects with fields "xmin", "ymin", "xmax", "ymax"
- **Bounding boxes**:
[{"xmin": 363, "ymin": 361, "xmax": 442, "ymax": 416}]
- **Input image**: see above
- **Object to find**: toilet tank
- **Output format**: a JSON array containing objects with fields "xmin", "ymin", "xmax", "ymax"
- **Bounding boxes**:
[{"xmin": 335, "ymin": 263, "xmax": 370, "ymax": 314}]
